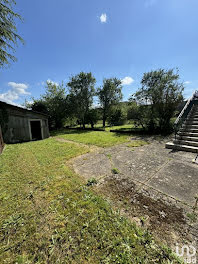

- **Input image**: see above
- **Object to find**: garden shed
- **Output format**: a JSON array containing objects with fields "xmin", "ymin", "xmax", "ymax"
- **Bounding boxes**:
[{"xmin": 0, "ymin": 101, "xmax": 49, "ymax": 144}]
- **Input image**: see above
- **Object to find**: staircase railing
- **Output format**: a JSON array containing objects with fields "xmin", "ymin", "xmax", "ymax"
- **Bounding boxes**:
[{"xmin": 174, "ymin": 90, "xmax": 198, "ymax": 139}]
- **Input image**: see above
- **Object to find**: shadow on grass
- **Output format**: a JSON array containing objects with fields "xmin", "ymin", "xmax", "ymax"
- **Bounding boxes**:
[
  {"xmin": 111, "ymin": 128, "xmax": 172, "ymax": 143},
  {"xmin": 110, "ymin": 128, "xmax": 145, "ymax": 136}
]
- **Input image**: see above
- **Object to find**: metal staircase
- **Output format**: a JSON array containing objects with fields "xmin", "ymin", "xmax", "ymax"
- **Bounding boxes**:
[{"xmin": 166, "ymin": 91, "xmax": 198, "ymax": 153}]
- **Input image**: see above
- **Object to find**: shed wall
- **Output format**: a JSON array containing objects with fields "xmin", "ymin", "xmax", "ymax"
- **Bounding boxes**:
[
  {"xmin": 3, "ymin": 107, "xmax": 49, "ymax": 143},
  {"xmin": 0, "ymin": 126, "xmax": 4, "ymax": 154}
]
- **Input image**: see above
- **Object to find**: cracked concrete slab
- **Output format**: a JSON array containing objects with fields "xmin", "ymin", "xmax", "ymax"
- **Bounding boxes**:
[
  {"xmin": 147, "ymin": 159, "xmax": 198, "ymax": 206},
  {"xmin": 70, "ymin": 136, "xmax": 198, "ymax": 247},
  {"xmin": 73, "ymin": 152, "xmax": 112, "ymax": 180},
  {"xmin": 72, "ymin": 137, "xmax": 198, "ymax": 208}
]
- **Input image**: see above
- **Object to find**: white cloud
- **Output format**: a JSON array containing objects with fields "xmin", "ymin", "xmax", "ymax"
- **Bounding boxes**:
[
  {"xmin": 8, "ymin": 82, "xmax": 30, "ymax": 95},
  {"xmin": 0, "ymin": 82, "xmax": 30, "ymax": 105},
  {"xmin": 100, "ymin": 13, "xmax": 107, "ymax": 23},
  {"xmin": 184, "ymin": 81, "xmax": 191, "ymax": 85},
  {"xmin": 121, "ymin": 77, "xmax": 134, "ymax": 86},
  {"xmin": 47, "ymin": 79, "xmax": 59, "ymax": 86}
]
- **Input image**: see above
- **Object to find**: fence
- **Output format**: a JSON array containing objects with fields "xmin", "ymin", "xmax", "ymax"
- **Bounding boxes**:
[{"xmin": 0, "ymin": 125, "xmax": 4, "ymax": 154}]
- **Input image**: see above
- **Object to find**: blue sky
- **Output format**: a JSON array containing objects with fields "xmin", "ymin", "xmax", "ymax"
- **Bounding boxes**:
[{"xmin": 1, "ymin": 0, "xmax": 198, "ymax": 105}]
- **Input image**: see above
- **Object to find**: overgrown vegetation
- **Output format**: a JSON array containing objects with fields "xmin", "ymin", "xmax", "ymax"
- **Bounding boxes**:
[
  {"xmin": 0, "ymin": 139, "xmax": 182, "ymax": 263},
  {"xmin": 26, "ymin": 68, "xmax": 184, "ymax": 135},
  {"xmin": 107, "ymin": 106, "xmax": 127, "ymax": 126},
  {"xmin": 129, "ymin": 69, "xmax": 184, "ymax": 134}
]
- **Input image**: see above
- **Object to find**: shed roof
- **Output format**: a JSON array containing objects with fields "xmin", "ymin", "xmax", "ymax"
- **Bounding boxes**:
[{"xmin": 0, "ymin": 100, "xmax": 49, "ymax": 117}]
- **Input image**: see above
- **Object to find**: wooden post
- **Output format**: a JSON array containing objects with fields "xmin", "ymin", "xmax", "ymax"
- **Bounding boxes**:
[{"xmin": 0, "ymin": 125, "xmax": 4, "ymax": 154}]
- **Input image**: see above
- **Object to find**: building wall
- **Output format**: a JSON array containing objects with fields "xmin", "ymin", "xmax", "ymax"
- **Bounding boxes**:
[
  {"xmin": 0, "ymin": 125, "xmax": 4, "ymax": 154},
  {"xmin": 3, "ymin": 106, "xmax": 49, "ymax": 143}
]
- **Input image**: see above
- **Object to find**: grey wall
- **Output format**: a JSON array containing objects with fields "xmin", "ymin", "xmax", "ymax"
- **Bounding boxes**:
[{"xmin": 3, "ymin": 106, "xmax": 49, "ymax": 143}]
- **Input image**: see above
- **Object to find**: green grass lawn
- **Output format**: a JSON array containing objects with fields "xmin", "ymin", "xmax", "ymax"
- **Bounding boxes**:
[
  {"xmin": 105, "ymin": 124, "xmax": 135, "ymax": 132},
  {"xmin": 71, "ymin": 121, "xmax": 136, "ymax": 132},
  {"xmin": 0, "ymin": 138, "xmax": 181, "ymax": 263},
  {"xmin": 52, "ymin": 129, "xmax": 131, "ymax": 147}
]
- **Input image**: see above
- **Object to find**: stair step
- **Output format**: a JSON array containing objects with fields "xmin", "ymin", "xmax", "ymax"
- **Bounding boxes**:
[
  {"xmin": 190, "ymin": 115, "xmax": 198, "ymax": 118},
  {"xmin": 180, "ymin": 128, "xmax": 198, "ymax": 133},
  {"xmin": 185, "ymin": 121, "xmax": 198, "ymax": 125},
  {"xmin": 181, "ymin": 124, "xmax": 198, "ymax": 130},
  {"xmin": 178, "ymin": 132, "xmax": 198, "ymax": 137},
  {"xmin": 166, "ymin": 142, "xmax": 198, "ymax": 153},
  {"xmin": 176, "ymin": 136, "xmax": 198, "ymax": 142},
  {"xmin": 174, "ymin": 140, "xmax": 198, "ymax": 147},
  {"xmin": 187, "ymin": 118, "xmax": 198, "ymax": 122},
  {"xmin": 185, "ymin": 124, "xmax": 198, "ymax": 128}
]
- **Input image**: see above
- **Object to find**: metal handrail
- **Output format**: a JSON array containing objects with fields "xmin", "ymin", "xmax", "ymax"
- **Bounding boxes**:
[{"xmin": 174, "ymin": 90, "xmax": 198, "ymax": 138}]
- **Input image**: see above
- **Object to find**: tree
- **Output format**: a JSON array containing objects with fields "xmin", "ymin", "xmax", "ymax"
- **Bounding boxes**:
[
  {"xmin": 127, "ymin": 100, "xmax": 149, "ymax": 130},
  {"xmin": 0, "ymin": 0, "xmax": 23, "ymax": 68},
  {"xmin": 26, "ymin": 100, "xmax": 48, "ymax": 115},
  {"xmin": 42, "ymin": 81, "xmax": 67, "ymax": 129},
  {"xmin": 67, "ymin": 72, "xmax": 96, "ymax": 129},
  {"xmin": 28, "ymin": 81, "xmax": 67, "ymax": 130},
  {"xmin": 108, "ymin": 106, "xmax": 127, "ymax": 126},
  {"xmin": 132, "ymin": 69, "xmax": 184, "ymax": 133},
  {"xmin": 97, "ymin": 78, "xmax": 123, "ymax": 127},
  {"xmin": 85, "ymin": 108, "xmax": 100, "ymax": 128}
]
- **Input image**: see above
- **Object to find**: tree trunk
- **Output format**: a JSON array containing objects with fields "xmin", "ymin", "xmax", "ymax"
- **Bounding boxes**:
[
  {"xmin": 103, "ymin": 119, "xmax": 105, "ymax": 127},
  {"xmin": 103, "ymin": 115, "xmax": 106, "ymax": 127}
]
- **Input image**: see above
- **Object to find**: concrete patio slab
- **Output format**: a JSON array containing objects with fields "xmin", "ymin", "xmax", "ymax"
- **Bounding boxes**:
[
  {"xmin": 72, "ymin": 137, "xmax": 198, "ymax": 209},
  {"xmin": 146, "ymin": 159, "xmax": 198, "ymax": 206}
]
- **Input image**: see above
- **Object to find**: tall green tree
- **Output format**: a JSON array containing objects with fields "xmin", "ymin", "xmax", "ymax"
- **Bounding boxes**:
[
  {"xmin": 28, "ymin": 81, "xmax": 67, "ymax": 129},
  {"xmin": 28, "ymin": 100, "xmax": 48, "ymax": 115},
  {"xmin": 133, "ymin": 68, "xmax": 184, "ymax": 132},
  {"xmin": 107, "ymin": 106, "xmax": 127, "ymax": 126},
  {"xmin": 97, "ymin": 78, "xmax": 123, "ymax": 127},
  {"xmin": 84, "ymin": 108, "xmax": 100, "ymax": 129},
  {"xmin": 67, "ymin": 72, "xmax": 96, "ymax": 129},
  {"xmin": 42, "ymin": 81, "xmax": 67, "ymax": 129},
  {"xmin": 0, "ymin": 0, "xmax": 23, "ymax": 68}
]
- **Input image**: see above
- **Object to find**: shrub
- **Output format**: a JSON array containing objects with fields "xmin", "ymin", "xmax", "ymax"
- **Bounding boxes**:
[{"xmin": 108, "ymin": 108, "xmax": 127, "ymax": 126}]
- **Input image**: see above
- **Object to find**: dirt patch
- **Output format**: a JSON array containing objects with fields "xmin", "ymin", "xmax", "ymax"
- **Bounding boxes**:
[
  {"xmin": 96, "ymin": 175, "xmax": 197, "ymax": 248},
  {"xmin": 100, "ymin": 175, "xmax": 185, "ymax": 224}
]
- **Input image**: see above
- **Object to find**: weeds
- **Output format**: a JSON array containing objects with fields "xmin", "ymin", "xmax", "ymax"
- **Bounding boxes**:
[
  {"xmin": 186, "ymin": 212, "xmax": 197, "ymax": 223},
  {"xmin": 86, "ymin": 178, "xmax": 98, "ymax": 187},
  {"xmin": 106, "ymin": 153, "xmax": 112, "ymax": 160},
  {"xmin": 127, "ymin": 140, "xmax": 149, "ymax": 148},
  {"xmin": 112, "ymin": 168, "xmax": 120, "ymax": 174}
]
